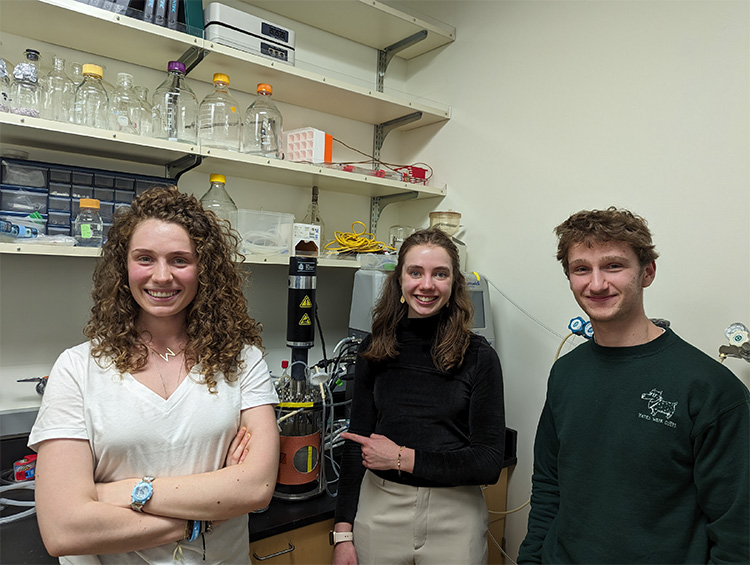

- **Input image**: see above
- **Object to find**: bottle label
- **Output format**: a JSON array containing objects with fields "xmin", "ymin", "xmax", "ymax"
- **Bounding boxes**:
[{"xmin": 81, "ymin": 224, "xmax": 92, "ymax": 239}]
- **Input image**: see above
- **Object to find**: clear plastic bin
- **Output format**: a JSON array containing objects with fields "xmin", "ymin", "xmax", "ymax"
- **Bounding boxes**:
[
  {"xmin": 236, "ymin": 209, "xmax": 294, "ymax": 255},
  {"xmin": 1, "ymin": 187, "xmax": 48, "ymax": 213}
]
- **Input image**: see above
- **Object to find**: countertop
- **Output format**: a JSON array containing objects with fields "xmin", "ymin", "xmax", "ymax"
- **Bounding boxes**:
[
  {"xmin": 249, "ymin": 427, "xmax": 518, "ymax": 541},
  {"xmin": 0, "ymin": 429, "xmax": 518, "ymax": 560}
]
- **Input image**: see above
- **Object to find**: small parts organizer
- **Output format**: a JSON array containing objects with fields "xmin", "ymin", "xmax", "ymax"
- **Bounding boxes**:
[{"xmin": 0, "ymin": 158, "xmax": 171, "ymax": 237}]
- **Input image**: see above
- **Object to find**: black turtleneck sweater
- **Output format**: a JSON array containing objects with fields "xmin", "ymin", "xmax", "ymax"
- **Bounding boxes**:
[{"xmin": 334, "ymin": 315, "xmax": 506, "ymax": 524}]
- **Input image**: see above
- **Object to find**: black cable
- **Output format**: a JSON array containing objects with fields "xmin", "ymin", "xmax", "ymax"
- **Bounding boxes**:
[{"xmin": 314, "ymin": 303, "xmax": 328, "ymax": 367}]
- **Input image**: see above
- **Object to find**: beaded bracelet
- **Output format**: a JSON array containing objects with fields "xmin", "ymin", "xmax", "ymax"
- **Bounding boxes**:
[{"xmin": 397, "ymin": 445, "xmax": 404, "ymax": 477}]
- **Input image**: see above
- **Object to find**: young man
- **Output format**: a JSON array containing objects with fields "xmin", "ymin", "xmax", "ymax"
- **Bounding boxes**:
[{"xmin": 518, "ymin": 207, "xmax": 749, "ymax": 563}]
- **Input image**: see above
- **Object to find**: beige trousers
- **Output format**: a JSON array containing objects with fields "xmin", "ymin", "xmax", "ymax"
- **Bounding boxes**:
[{"xmin": 353, "ymin": 470, "xmax": 489, "ymax": 565}]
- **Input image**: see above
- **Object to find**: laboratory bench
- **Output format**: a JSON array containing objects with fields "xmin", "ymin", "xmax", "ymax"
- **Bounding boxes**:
[{"xmin": 0, "ymin": 429, "xmax": 517, "ymax": 564}]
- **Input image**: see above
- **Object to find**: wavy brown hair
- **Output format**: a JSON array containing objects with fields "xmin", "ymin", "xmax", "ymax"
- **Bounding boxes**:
[
  {"xmin": 84, "ymin": 185, "xmax": 262, "ymax": 391},
  {"xmin": 362, "ymin": 228, "xmax": 473, "ymax": 371},
  {"xmin": 555, "ymin": 206, "xmax": 659, "ymax": 277}
]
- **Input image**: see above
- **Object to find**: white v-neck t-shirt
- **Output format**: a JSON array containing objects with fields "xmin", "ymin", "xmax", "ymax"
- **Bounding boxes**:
[{"xmin": 29, "ymin": 341, "xmax": 278, "ymax": 564}]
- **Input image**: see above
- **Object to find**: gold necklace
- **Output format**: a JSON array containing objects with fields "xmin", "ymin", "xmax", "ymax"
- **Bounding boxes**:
[
  {"xmin": 149, "ymin": 346, "xmax": 180, "ymax": 362},
  {"xmin": 151, "ymin": 349, "xmax": 185, "ymax": 398}
]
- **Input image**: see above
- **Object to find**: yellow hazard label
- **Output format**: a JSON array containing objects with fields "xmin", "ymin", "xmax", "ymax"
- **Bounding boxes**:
[
  {"xmin": 300, "ymin": 295, "xmax": 312, "ymax": 308},
  {"xmin": 299, "ymin": 313, "xmax": 311, "ymax": 325}
]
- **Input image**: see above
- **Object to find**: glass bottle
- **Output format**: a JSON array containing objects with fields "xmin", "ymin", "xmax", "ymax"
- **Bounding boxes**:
[
  {"xmin": 242, "ymin": 83, "xmax": 283, "ymax": 158},
  {"xmin": 68, "ymin": 62, "xmax": 83, "ymax": 123},
  {"xmin": 0, "ymin": 58, "xmax": 10, "ymax": 113},
  {"xmin": 74, "ymin": 64, "xmax": 109, "ymax": 129},
  {"xmin": 110, "ymin": 72, "xmax": 139, "ymax": 134},
  {"xmin": 10, "ymin": 48, "xmax": 42, "ymax": 118},
  {"xmin": 73, "ymin": 198, "xmax": 104, "ymax": 247},
  {"xmin": 41, "ymin": 55, "xmax": 75, "ymax": 123},
  {"xmin": 134, "ymin": 85, "xmax": 153, "ymax": 137},
  {"xmin": 151, "ymin": 60, "xmax": 198, "ymax": 144},
  {"xmin": 199, "ymin": 174, "xmax": 237, "ymax": 226},
  {"xmin": 198, "ymin": 73, "xmax": 241, "ymax": 152},
  {"xmin": 301, "ymin": 185, "xmax": 325, "ymax": 244}
]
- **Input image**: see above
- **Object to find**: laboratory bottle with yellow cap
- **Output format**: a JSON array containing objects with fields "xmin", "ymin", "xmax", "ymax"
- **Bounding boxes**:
[
  {"xmin": 74, "ymin": 64, "xmax": 109, "ymax": 129},
  {"xmin": 198, "ymin": 73, "xmax": 241, "ymax": 152},
  {"xmin": 200, "ymin": 174, "xmax": 237, "ymax": 227},
  {"xmin": 242, "ymin": 83, "xmax": 282, "ymax": 158}
]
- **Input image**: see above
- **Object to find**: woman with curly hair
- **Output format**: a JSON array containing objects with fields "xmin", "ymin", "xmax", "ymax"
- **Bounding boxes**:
[
  {"xmin": 28, "ymin": 186, "xmax": 279, "ymax": 564},
  {"xmin": 332, "ymin": 228, "xmax": 505, "ymax": 565}
]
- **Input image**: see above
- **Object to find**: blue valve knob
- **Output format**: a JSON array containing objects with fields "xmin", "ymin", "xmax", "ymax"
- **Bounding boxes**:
[
  {"xmin": 568, "ymin": 317, "xmax": 585, "ymax": 334},
  {"xmin": 583, "ymin": 321, "xmax": 594, "ymax": 340}
]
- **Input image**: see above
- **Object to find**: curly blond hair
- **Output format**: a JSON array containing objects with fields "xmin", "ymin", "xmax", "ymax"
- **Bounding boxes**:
[{"xmin": 84, "ymin": 185, "xmax": 263, "ymax": 392}]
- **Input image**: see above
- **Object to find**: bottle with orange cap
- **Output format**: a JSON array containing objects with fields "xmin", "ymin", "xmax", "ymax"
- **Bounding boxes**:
[
  {"xmin": 242, "ymin": 83, "xmax": 283, "ymax": 159},
  {"xmin": 198, "ymin": 73, "xmax": 241, "ymax": 152},
  {"xmin": 73, "ymin": 198, "xmax": 104, "ymax": 247}
]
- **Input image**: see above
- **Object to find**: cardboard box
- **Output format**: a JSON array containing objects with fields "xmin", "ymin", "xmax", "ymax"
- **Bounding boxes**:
[{"xmin": 292, "ymin": 223, "xmax": 321, "ymax": 257}]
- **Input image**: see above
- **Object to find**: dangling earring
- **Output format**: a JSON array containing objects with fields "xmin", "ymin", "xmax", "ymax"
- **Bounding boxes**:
[{"xmin": 400, "ymin": 296, "xmax": 405, "ymax": 304}]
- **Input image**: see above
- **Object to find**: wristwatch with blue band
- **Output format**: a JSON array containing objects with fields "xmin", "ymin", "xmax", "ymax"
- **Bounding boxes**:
[{"xmin": 130, "ymin": 476, "xmax": 155, "ymax": 512}]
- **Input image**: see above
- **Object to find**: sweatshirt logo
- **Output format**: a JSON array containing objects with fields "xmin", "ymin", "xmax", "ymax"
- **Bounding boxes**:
[{"xmin": 638, "ymin": 389, "xmax": 678, "ymax": 428}]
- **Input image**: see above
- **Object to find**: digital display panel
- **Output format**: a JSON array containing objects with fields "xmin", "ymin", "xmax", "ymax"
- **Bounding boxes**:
[{"xmin": 262, "ymin": 23, "xmax": 289, "ymax": 43}]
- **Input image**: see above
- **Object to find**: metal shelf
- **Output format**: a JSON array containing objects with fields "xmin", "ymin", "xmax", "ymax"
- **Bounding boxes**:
[
  {"xmin": 247, "ymin": 0, "xmax": 456, "ymax": 60},
  {"xmin": 0, "ymin": 0, "xmax": 451, "ymax": 129},
  {"xmin": 0, "ymin": 114, "xmax": 446, "ymax": 198}
]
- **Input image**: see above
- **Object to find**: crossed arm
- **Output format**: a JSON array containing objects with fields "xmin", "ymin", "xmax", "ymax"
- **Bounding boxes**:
[{"xmin": 34, "ymin": 404, "xmax": 279, "ymax": 557}]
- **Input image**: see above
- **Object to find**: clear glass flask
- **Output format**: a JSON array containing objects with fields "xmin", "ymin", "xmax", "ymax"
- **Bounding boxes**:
[
  {"xmin": 110, "ymin": 72, "xmax": 139, "ymax": 134},
  {"xmin": 74, "ymin": 64, "xmax": 109, "ymax": 129},
  {"xmin": 301, "ymin": 185, "xmax": 325, "ymax": 244},
  {"xmin": 68, "ymin": 62, "xmax": 83, "ymax": 123},
  {"xmin": 198, "ymin": 73, "xmax": 241, "ymax": 152},
  {"xmin": 151, "ymin": 60, "xmax": 198, "ymax": 144},
  {"xmin": 0, "ymin": 58, "xmax": 11, "ymax": 113},
  {"xmin": 134, "ymin": 85, "xmax": 153, "ymax": 137},
  {"xmin": 199, "ymin": 173, "xmax": 237, "ymax": 226},
  {"xmin": 41, "ymin": 55, "xmax": 75, "ymax": 123},
  {"xmin": 242, "ymin": 83, "xmax": 283, "ymax": 158},
  {"xmin": 10, "ymin": 48, "xmax": 42, "ymax": 118}
]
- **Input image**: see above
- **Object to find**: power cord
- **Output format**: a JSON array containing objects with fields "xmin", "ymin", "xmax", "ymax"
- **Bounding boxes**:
[{"xmin": 324, "ymin": 221, "xmax": 395, "ymax": 254}]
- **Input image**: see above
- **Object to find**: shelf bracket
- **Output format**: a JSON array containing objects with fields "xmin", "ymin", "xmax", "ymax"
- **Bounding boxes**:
[
  {"xmin": 166, "ymin": 154, "xmax": 202, "ymax": 182},
  {"xmin": 376, "ymin": 30, "xmax": 428, "ymax": 92},
  {"xmin": 178, "ymin": 45, "xmax": 210, "ymax": 74},
  {"xmin": 370, "ymin": 191, "xmax": 419, "ymax": 231},
  {"xmin": 373, "ymin": 112, "xmax": 422, "ymax": 165}
]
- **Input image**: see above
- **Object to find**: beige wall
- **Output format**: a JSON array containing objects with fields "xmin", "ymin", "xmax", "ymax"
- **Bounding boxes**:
[
  {"xmin": 397, "ymin": 0, "xmax": 750, "ymax": 558},
  {"xmin": 1, "ymin": 1, "xmax": 747, "ymax": 558}
]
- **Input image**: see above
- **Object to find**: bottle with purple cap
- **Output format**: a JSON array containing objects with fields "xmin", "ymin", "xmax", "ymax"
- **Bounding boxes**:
[{"xmin": 151, "ymin": 60, "xmax": 198, "ymax": 144}]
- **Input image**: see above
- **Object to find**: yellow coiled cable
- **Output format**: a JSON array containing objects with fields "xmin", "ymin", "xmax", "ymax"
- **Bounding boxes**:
[{"xmin": 325, "ymin": 221, "xmax": 396, "ymax": 254}]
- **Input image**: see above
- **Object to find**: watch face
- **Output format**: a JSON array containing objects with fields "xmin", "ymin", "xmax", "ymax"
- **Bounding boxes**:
[{"xmin": 133, "ymin": 482, "xmax": 153, "ymax": 501}]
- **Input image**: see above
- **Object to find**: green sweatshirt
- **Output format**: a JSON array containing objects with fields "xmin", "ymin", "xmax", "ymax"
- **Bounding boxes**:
[{"xmin": 518, "ymin": 328, "xmax": 749, "ymax": 564}]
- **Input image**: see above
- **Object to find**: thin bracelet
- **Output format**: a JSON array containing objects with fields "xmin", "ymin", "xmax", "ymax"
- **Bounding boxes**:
[{"xmin": 397, "ymin": 445, "xmax": 404, "ymax": 477}]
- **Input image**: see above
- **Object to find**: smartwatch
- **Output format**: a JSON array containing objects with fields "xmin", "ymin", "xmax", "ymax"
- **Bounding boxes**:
[
  {"xmin": 130, "ymin": 476, "xmax": 155, "ymax": 512},
  {"xmin": 329, "ymin": 531, "xmax": 354, "ymax": 546}
]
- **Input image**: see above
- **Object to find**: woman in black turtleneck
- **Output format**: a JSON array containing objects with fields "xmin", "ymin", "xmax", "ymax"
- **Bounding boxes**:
[{"xmin": 332, "ymin": 228, "xmax": 505, "ymax": 565}]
